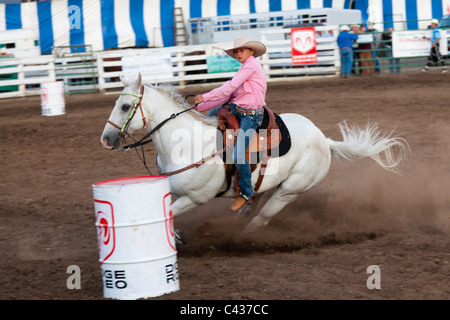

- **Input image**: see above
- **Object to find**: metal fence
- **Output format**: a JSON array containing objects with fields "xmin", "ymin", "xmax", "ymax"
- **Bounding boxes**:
[
  {"xmin": 346, "ymin": 19, "xmax": 449, "ymax": 75},
  {"xmin": 352, "ymin": 33, "xmax": 445, "ymax": 75},
  {"xmin": 187, "ymin": 8, "xmax": 361, "ymax": 45}
]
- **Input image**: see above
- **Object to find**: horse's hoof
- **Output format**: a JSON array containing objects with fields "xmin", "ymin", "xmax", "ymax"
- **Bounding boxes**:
[
  {"xmin": 242, "ymin": 221, "xmax": 259, "ymax": 234},
  {"xmin": 174, "ymin": 229, "xmax": 185, "ymax": 246},
  {"xmin": 242, "ymin": 216, "xmax": 268, "ymax": 234}
]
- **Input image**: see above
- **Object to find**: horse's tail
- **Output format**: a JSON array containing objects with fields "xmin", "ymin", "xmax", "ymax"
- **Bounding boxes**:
[{"xmin": 326, "ymin": 121, "xmax": 410, "ymax": 173}]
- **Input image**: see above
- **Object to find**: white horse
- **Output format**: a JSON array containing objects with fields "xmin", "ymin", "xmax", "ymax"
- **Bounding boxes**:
[{"xmin": 101, "ymin": 74, "xmax": 409, "ymax": 233}]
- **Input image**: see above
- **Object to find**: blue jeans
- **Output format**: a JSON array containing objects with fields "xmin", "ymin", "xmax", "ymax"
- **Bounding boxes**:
[
  {"xmin": 208, "ymin": 104, "xmax": 264, "ymax": 198},
  {"xmin": 340, "ymin": 47, "xmax": 353, "ymax": 77},
  {"xmin": 372, "ymin": 47, "xmax": 380, "ymax": 73},
  {"xmin": 386, "ymin": 48, "xmax": 400, "ymax": 73},
  {"xmin": 206, "ymin": 106, "xmax": 222, "ymax": 117}
]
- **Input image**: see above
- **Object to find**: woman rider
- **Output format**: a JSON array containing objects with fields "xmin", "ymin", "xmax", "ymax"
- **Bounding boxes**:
[{"xmin": 194, "ymin": 35, "xmax": 267, "ymax": 211}]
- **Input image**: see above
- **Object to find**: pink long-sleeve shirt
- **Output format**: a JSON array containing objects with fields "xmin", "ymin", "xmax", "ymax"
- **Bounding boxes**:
[{"xmin": 197, "ymin": 55, "xmax": 267, "ymax": 112}]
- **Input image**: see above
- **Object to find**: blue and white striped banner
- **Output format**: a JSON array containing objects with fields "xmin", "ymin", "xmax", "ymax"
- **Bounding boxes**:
[
  {"xmin": 177, "ymin": 0, "xmax": 450, "ymax": 22},
  {"xmin": 352, "ymin": 0, "xmax": 450, "ymax": 30},
  {"xmin": 1, "ymin": 0, "xmax": 450, "ymax": 54},
  {"xmin": 0, "ymin": 0, "xmax": 175, "ymax": 54}
]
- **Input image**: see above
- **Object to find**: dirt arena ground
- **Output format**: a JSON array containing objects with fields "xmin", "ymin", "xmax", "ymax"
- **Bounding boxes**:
[{"xmin": 1, "ymin": 72, "xmax": 449, "ymax": 300}]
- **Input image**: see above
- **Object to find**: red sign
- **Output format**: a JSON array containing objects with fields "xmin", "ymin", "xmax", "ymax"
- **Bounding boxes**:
[{"xmin": 291, "ymin": 27, "xmax": 317, "ymax": 65}]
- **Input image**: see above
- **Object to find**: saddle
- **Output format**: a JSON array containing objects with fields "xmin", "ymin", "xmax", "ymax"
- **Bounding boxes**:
[
  {"xmin": 215, "ymin": 105, "xmax": 291, "ymax": 198},
  {"xmin": 219, "ymin": 105, "xmax": 281, "ymax": 160}
]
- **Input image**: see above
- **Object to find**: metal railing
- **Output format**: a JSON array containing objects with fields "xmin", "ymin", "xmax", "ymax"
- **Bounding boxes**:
[
  {"xmin": 341, "ymin": 18, "xmax": 449, "ymax": 75},
  {"xmin": 352, "ymin": 31, "xmax": 448, "ymax": 75}
]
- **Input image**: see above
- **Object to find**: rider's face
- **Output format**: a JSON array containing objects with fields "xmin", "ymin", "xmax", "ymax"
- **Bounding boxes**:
[{"xmin": 233, "ymin": 48, "xmax": 255, "ymax": 63}]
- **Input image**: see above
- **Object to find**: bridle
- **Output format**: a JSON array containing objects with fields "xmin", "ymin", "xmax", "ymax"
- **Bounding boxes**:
[
  {"xmin": 106, "ymin": 85, "xmax": 149, "ymax": 142},
  {"xmin": 107, "ymin": 85, "xmax": 200, "ymax": 152}
]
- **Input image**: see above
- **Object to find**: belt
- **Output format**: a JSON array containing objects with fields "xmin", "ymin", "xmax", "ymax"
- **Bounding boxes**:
[{"xmin": 236, "ymin": 106, "xmax": 264, "ymax": 115}]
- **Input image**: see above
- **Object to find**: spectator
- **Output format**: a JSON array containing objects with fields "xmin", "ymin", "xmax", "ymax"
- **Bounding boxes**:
[
  {"xmin": 317, "ymin": 30, "xmax": 332, "ymax": 38},
  {"xmin": 337, "ymin": 25, "xmax": 358, "ymax": 78},
  {"xmin": 382, "ymin": 27, "xmax": 400, "ymax": 74},
  {"xmin": 358, "ymin": 25, "xmax": 375, "ymax": 75},
  {"xmin": 422, "ymin": 19, "xmax": 448, "ymax": 73},
  {"xmin": 350, "ymin": 24, "xmax": 361, "ymax": 74},
  {"xmin": 367, "ymin": 23, "xmax": 381, "ymax": 73}
]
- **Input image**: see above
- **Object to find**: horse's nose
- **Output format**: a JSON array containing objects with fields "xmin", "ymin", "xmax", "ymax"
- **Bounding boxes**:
[{"xmin": 101, "ymin": 137, "xmax": 113, "ymax": 150}]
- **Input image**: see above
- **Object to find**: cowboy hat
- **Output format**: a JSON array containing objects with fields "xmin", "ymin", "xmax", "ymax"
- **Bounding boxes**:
[
  {"xmin": 340, "ymin": 25, "xmax": 350, "ymax": 32},
  {"xmin": 224, "ymin": 36, "xmax": 266, "ymax": 59}
]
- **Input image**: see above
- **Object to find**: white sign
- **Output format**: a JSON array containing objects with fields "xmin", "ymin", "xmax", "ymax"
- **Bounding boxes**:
[
  {"xmin": 356, "ymin": 33, "xmax": 374, "ymax": 43},
  {"xmin": 392, "ymin": 30, "xmax": 448, "ymax": 58},
  {"xmin": 122, "ymin": 52, "xmax": 173, "ymax": 81}
]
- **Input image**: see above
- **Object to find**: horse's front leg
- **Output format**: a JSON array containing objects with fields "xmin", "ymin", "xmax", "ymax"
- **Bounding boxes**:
[
  {"xmin": 172, "ymin": 195, "xmax": 197, "ymax": 217},
  {"xmin": 170, "ymin": 195, "xmax": 197, "ymax": 246}
]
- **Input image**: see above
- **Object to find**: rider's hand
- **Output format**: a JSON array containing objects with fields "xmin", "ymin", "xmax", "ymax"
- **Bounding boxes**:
[{"xmin": 194, "ymin": 94, "xmax": 204, "ymax": 104}]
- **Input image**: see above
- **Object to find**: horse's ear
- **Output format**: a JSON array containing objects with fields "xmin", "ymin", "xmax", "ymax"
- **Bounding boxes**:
[
  {"xmin": 120, "ymin": 73, "xmax": 131, "ymax": 87},
  {"xmin": 135, "ymin": 72, "xmax": 142, "ymax": 89}
]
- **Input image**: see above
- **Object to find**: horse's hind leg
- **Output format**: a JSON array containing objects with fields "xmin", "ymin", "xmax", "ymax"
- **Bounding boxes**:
[{"xmin": 243, "ymin": 186, "xmax": 299, "ymax": 233}]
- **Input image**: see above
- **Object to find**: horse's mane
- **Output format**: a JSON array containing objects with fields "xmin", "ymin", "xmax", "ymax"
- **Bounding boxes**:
[{"xmin": 148, "ymin": 84, "xmax": 218, "ymax": 127}]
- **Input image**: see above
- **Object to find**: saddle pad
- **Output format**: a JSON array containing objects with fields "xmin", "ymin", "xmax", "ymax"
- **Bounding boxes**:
[{"xmin": 268, "ymin": 112, "xmax": 291, "ymax": 158}]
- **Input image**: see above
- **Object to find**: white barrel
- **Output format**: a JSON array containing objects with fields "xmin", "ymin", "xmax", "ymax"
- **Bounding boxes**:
[
  {"xmin": 92, "ymin": 175, "xmax": 179, "ymax": 300},
  {"xmin": 40, "ymin": 81, "xmax": 65, "ymax": 116}
]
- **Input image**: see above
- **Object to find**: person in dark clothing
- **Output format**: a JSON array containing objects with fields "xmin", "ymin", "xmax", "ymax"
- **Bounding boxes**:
[{"xmin": 381, "ymin": 27, "xmax": 400, "ymax": 74}]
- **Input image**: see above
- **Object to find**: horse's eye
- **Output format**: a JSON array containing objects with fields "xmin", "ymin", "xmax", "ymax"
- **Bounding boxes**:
[{"xmin": 122, "ymin": 104, "xmax": 131, "ymax": 112}]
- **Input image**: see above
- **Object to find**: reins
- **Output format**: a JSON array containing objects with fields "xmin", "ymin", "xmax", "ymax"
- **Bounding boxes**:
[
  {"xmin": 119, "ymin": 92, "xmax": 198, "ymax": 151},
  {"xmin": 157, "ymin": 148, "xmax": 226, "ymax": 176}
]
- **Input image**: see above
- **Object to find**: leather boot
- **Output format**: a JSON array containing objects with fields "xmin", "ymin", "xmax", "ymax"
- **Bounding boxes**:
[{"xmin": 231, "ymin": 194, "xmax": 251, "ymax": 211}]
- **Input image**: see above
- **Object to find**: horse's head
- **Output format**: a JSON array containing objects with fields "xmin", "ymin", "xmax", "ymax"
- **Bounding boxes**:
[{"xmin": 101, "ymin": 73, "xmax": 146, "ymax": 150}]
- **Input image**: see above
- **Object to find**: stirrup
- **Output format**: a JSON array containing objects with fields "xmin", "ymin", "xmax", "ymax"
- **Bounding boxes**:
[{"xmin": 240, "ymin": 193, "xmax": 252, "ymax": 203}]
